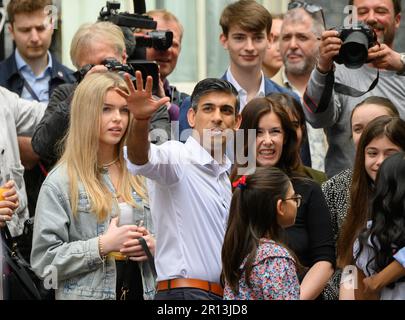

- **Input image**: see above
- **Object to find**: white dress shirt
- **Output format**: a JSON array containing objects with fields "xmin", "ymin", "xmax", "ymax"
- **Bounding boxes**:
[
  {"xmin": 226, "ymin": 68, "xmax": 266, "ymax": 112},
  {"xmin": 124, "ymin": 136, "xmax": 232, "ymax": 283}
]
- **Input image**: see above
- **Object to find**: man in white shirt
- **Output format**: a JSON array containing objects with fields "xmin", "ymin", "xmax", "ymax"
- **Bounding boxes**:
[{"xmin": 123, "ymin": 73, "xmax": 241, "ymax": 300}]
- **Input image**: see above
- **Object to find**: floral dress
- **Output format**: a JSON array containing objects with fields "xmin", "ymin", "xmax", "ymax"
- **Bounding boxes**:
[{"xmin": 224, "ymin": 239, "xmax": 300, "ymax": 300}]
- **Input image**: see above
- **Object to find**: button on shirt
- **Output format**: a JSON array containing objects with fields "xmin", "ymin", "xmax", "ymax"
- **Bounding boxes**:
[
  {"xmin": 15, "ymin": 49, "xmax": 52, "ymax": 104},
  {"xmin": 226, "ymin": 68, "xmax": 266, "ymax": 112},
  {"xmin": 124, "ymin": 136, "xmax": 232, "ymax": 283}
]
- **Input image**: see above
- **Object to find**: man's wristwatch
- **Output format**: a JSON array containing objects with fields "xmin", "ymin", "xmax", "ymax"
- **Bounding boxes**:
[{"xmin": 397, "ymin": 53, "xmax": 405, "ymax": 75}]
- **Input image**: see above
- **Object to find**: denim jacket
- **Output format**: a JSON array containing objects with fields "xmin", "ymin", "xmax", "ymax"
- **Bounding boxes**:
[{"xmin": 30, "ymin": 164, "xmax": 156, "ymax": 300}]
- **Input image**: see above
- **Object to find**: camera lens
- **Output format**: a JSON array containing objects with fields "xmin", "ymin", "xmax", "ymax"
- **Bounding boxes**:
[{"xmin": 339, "ymin": 31, "xmax": 369, "ymax": 69}]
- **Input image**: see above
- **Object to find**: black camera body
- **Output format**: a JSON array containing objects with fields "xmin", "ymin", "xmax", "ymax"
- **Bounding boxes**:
[
  {"xmin": 333, "ymin": 22, "xmax": 377, "ymax": 69},
  {"xmin": 74, "ymin": 58, "xmax": 158, "ymax": 93},
  {"xmin": 98, "ymin": 1, "xmax": 173, "ymax": 58},
  {"xmin": 98, "ymin": 1, "xmax": 157, "ymax": 29},
  {"xmin": 74, "ymin": 58, "xmax": 134, "ymax": 83},
  {"xmin": 135, "ymin": 30, "xmax": 173, "ymax": 51}
]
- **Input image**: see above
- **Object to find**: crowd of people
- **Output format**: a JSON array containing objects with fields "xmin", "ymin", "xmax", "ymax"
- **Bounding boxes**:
[{"xmin": 1, "ymin": 0, "xmax": 405, "ymax": 300}]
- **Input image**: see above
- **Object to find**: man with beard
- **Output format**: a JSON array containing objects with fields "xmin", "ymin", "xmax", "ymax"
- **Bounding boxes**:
[
  {"xmin": 303, "ymin": 0, "xmax": 405, "ymax": 177},
  {"xmin": 280, "ymin": 6, "xmax": 328, "ymax": 172}
]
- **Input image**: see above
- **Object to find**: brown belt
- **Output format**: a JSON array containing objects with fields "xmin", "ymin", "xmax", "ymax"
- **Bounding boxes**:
[{"xmin": 157, "ymin": 278, "xmax": 223, "ymax": 297}]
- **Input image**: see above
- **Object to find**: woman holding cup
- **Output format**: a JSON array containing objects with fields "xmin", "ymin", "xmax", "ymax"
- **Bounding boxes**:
[{"xmin": 31, "ymin": 72, "xmax": 158, "ymax": 300}]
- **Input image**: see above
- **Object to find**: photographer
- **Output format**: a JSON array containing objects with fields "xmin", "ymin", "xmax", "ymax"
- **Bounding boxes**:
[
  {"xmin": 145, "ymin": 9, "xmax": 189, "ymax": 121},
  {"xmin": 303, "ymin": 0, "xmax": 405, "ymax": 178},
  {"xmin": 31, "ymin": 21, "xmax": 170, "ymax": 168}
]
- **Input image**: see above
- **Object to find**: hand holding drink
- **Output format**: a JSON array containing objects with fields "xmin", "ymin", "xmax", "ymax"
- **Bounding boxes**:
[{"xmin": 0, "ymin": 180, "xmax": 19, "ymax": 227}]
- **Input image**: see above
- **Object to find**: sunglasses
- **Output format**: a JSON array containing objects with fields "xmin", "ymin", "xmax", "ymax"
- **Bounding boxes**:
[{"xmin": 288, "ymin": 1, "xmax": 326, "ymax": 28}]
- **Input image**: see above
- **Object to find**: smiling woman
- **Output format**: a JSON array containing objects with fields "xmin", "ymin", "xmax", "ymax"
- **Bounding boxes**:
[{"xmin": 232, "ymin": 96, "xmax": 335, "ymax": 300}]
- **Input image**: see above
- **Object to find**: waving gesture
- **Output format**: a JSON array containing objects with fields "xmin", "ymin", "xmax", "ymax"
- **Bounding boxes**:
[{"xmin": 117, "ymin": 71, "xmax": 170, "ymax": 121}]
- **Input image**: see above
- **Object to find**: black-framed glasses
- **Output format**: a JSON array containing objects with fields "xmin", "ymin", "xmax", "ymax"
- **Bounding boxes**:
[
  {"xmin": 288, "ymin": 1, "xmax": 326, "ymax": 29},
  {"xmin": 283, "ymin": 194, "xmax": 302, "ymax": 208}
]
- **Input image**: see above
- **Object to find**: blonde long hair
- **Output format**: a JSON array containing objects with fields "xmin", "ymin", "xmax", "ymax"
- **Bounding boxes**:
[{"xmin": 59, "ymin": 72, "xmax": 146, "ymax": 221}]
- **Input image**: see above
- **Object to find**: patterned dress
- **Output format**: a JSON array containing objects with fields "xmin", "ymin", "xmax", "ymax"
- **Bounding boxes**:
[
  {"xmin": 321, "ymin": 169, "xmax": 353, "ymax": 300},
  {"xmin": 224, "ymin": 239, "xmax": 300, "ymax": 300}
]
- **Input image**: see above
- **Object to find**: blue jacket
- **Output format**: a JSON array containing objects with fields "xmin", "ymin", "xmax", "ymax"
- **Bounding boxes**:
[{"xmin": 0, "ymin": 51, "xmax": 76, "ymax": 99}]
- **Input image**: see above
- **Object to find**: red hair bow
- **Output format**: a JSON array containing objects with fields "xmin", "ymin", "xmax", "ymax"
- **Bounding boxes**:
[{"xmin": 232, "ymin": 176, "xmax": 247, "ymax": 190}]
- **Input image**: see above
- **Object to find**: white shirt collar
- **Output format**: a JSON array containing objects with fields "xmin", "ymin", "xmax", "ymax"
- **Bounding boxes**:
[{"xmin": 226, "ymin": 67, "xmax": 266, "ymax": 109}]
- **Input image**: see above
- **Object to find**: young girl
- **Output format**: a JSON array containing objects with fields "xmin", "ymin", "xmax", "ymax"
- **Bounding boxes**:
[
  {"xmin": 222, "ymin": 167, "xmax": 300, "ymax": 300},
  {"xmin": 31, "ymin": 72, "xmax": 156, "ymax": 300},
  {"xmin": 232, "ymin": 97, "xmax": 335, "ymax": 300},
  {"xmin": 354, "ymin": 152, "xmax": 405, "ymax": 299},
  {"xmin": 338, "ymin": 116, "xmax": 405, "ymax": 299},
  {"xmin": 321, "ymin": 96, "xmax": 400, "ymax": 299}
]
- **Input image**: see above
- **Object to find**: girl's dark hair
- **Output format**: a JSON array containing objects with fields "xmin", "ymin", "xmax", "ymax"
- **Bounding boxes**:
[
  {"xmin": 338, "ymin": 116, "xmax": 405, "ymax": 267},
  {"xmin": 268, "ymin": 93, "xmax": 308, "ymax": 145},
  {"xmin": 222, "ymin": 167, "xmax": 293, "ymax": 293},
  {"xmin": 232, "ymin": 97, "xmax": 300, "ymax": 180},
  {"xmin": 355, "ymin": 152, "xmax": 405, "ymax": 280}
]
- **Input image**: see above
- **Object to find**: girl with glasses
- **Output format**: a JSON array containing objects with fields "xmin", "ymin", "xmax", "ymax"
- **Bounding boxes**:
[{"xmin": 223, "ymin": 167, "xmax": 301, "ymax": 300}]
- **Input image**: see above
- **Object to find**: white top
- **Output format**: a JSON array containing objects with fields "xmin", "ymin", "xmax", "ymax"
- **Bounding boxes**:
[
  {"xmin": 226, "ymin": 68, "xmax": 266, "ymax": 112},
  {"xmin": 124, "ymin": 137, "xmax": 232, "ymax": 283},
  {"xmin": 354, "ymin": 221, "xmax": 405, "ymax": 300},
  {"xmin": 0, "ymin": 87, "xmax": 45, "ymax": 236}
]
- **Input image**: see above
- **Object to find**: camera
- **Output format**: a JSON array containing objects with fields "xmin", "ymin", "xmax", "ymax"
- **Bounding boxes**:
[
  {"xmin": 74, "ymin": 58, "xmax": 134, "ymax": 83},
  {"xmin": 98, "ymin": 1, "xmax": 173, "ymax": 58},
  {"xmin": 135, "ymin": 30, "xmax": 173, "ymax": 51},
  {"xmin": 74, "ymin": 58, "xmax": 159, "ymax": 93},
  {"xmin": 98, "ymin": 1, "xmax": 157, "ymax": 30},
  {"xmin": 333, "ymin": 22, "xmax": 377, "ymax": 69}
]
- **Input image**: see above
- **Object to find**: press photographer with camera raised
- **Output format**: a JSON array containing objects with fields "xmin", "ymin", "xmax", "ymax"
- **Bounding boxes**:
[
  {"xmin": 31, "ymin": 21, "xmax": 170, "ymax": 169},
  {"xmin": 145, "ymin": 9, "xmax": 189, "ymax": 121},
  {"xmin": 303, "ymin": 0, "xmax": 405, "ymax": 178}
]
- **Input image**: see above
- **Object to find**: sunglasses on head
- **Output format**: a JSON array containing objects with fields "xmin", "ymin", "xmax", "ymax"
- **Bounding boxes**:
[{"xmin": 288, "ymin": 1, "xmax": 326, "ymax": 28}]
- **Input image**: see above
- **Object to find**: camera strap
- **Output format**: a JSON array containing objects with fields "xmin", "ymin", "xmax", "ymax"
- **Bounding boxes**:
[{"xmin": 334, "ymin": 69, "xmax": 380, "ymax": 97}]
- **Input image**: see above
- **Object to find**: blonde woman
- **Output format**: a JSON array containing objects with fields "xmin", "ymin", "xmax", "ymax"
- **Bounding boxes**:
[{"xmin": 31, "ymin": 72, "xmax": 156, "ymax": 300}]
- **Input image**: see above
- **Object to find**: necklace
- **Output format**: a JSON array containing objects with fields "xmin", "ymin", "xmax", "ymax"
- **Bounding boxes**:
[{"xmin": 99, "ymin": 157, "xmax": 119, "ymax": 168}]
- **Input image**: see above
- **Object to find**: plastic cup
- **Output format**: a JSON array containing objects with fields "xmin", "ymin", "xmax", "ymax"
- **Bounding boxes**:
[{"xmin": 0, "ymin": 187, "xmax": 9, "ymax": 201}]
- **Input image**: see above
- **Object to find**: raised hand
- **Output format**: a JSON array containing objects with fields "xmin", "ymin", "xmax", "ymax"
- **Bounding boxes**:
[
  {"xmin": 116, "ymin": 71, "xmax": 170, "ymax": 121},
  {"xmin": 317, "ymin": 30, "xmax": 342, "ymax": 73}
]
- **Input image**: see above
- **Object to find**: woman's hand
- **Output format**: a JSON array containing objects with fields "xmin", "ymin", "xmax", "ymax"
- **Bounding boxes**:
[
  {"xmin": 0, "ymin": 180, "xmax": 19, "ymax": 228},
  {"xmin": 120, "ymin": 227, "xmax": 156, "ymax": 262},
  {"xmin": 100, "ymin": 217, "xmax": 143, "ymax": 255}
]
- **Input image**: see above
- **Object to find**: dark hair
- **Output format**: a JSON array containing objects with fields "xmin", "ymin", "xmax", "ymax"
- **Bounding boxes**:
[
  {"xmin": 222, "ymin": 167, "xmax": 293, "ymax": 293},
  {"xmin": 348, "ymin": 0, "xmax": 402, "ymax": 16},
  {"xmin": 338, "ymin": 116, "xmax": 405, "ymax": 267},
  {"xmin": 7, "ymin": 0, "xmax": 52, "ymax": 24},
  {"xmin": 350, "ymin": 96, "xmax": 400, "ymax": 128},
  {"xmin": 356, "ymin": 152, "xmax": 405, "ymax": 280},
  {"xmin": 231, "ymin": 97, "xmax": 300, "ymax": 179},
  {"xmin": 190, "ymin": 78, "xmax": 240, "ymax": 113},
  {"xmin": 220, "ymin": 0, "xmax": 273, "ymax": 36},
  {"xmin": 268, "ymin": 93, "xmax": 307, "ymax": 145}
]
